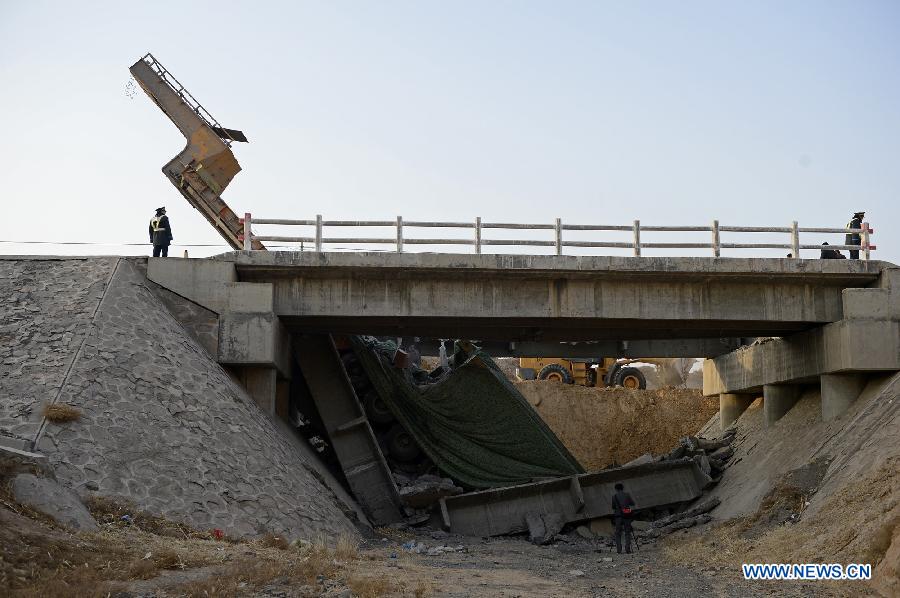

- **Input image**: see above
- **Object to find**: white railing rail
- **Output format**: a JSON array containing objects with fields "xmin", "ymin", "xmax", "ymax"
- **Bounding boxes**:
[{"xmin": 238, "ymin": 215, "xmax": 875, "ymax": 260}]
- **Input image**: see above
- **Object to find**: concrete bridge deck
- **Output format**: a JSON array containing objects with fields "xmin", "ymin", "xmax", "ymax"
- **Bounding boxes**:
[{"xmin": 200, "ymin": 252, "xmax": 888, "ymax": 344}]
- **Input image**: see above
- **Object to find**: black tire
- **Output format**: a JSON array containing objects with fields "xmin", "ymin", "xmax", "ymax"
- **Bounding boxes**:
[
  {"xmin": 386, "ymin": 424, "xmax": 421, "ymax": 462},
  {"xmin": 538, "ymin": 363, "xmax": 573, "ymax": 384},
  {"xmin": 615, "ymin": 367, "xmax": 646, "ymax": 390},
  {"xmin": 362, "ymin": 390, "xmax": 395, "ymax": 425}
]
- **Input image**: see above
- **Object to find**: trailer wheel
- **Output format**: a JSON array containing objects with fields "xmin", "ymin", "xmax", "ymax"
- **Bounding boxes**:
[
  {"xmin": 615, "ymin": 367, "xmax": 646, "ymax": 390},
  {"xmin": 386, "ymin": 424, "xmax": 421, "ymax": 462},
  {"xmin": 538, "ymin": 364, "xmax": 573, "ymax": 384},
  {"xmin": 362, "ymin": 390, "xmax": 395, "ymax": 425}
]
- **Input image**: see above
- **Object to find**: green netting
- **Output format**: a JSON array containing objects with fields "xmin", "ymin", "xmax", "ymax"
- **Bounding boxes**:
[{"xmin": 351, "ymin": 337, "xmax": 584, "ymax": 489}]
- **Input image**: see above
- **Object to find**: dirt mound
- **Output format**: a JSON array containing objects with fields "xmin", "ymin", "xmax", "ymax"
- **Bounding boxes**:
[
  {"xmin": 515, "ymin": 381, "xmax": 718, "ymax": 470},
  {"xmin": 665, "ymin": 371, "xmax": 900, "ymax": 596}
]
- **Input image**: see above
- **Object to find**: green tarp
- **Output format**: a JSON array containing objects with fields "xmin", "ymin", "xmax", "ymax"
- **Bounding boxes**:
[{"xmin": 351, "ymin": 337, "xmax": 584, "ymax": 489}]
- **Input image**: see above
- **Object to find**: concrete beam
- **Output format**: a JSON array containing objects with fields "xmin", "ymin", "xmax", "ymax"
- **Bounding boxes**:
[
  {"xmin": 842, "ymin": 288, "xmax": 891, "ymax": 320},
  {"xmin": 876, "ymin": 267, "xmax": 900, "ymax": 319},
  {"xmin": 147, "ymin": 258, "xmax": 274, "ymax": 315},
  {"xmin": 719, "ymin": 393, "xmax": 755, "ymax": 430},
  {"xmin": 212, "ymin": 253, "xmax": 893, "ymax": 341},
  {"xmin": 147, "ymin": 258, "xmax": 236, "ymax": 313},
  {"xmin": 440, "ymin": 459, "xmax": 708, "ymax": 537},
  {"xmin": 294, "ymin": 334, "xmax": 403, "ymax": 525},
  {"xmin": 413, "ymin": 338, "xmax": 743, "ymax": 358},
  {"xmin": 763, "ymin": 384, "xmax": 801, "ymax": 427},
  {"xmin": 821, "ymin": 373, "xmax": 867, "ymax": 422},
  {"xmin": 218, "ymin": 313, "xmax": 291, "ymax": 377},
  {"xmin": 238, "ymin": 367, "xmax": 277, "ymax": 415},
  {"xmin": 703, "ymin": 318, "xmax": 900, "ymax": 395}
]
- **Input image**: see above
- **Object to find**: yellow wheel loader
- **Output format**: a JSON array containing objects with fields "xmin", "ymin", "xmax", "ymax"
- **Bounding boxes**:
[{"xmin": 516, "ymin": 357, "xmax": 651, "ymax": 389}]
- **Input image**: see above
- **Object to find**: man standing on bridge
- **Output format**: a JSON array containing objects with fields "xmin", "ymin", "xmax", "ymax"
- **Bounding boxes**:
[
  {"xmin": 612, "ymin": 482, "xmax": 636, "ymax": 554},
  {"xmin": 149, "ymin": 207, "xmax": 173, "ymax": 257},
  {"xmin": 845, "ymin": 211, "xmax": 865, "ymax": 260}
]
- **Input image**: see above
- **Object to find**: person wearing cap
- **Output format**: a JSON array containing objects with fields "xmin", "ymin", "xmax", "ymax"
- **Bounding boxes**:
[
  {"xmin": 846, "ymin": 211, "xmax": 865, "ymax": 260},
  {"xmin": 149, "ymin": 207, "xmax": 173, "ymax": 257}
]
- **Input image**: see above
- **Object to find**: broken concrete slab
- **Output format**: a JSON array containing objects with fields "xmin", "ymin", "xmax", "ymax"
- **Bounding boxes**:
[
  {"xmin": 399, "ymin": 477, "xmax": 462, "ymax": 509},
  {"xmin": 294, "ymin": 334, "xmax": 403, "ymax": 525},
  {"xmin": 11, "ymin": 474, "xmax": 98, "ymax": 531},
  {"xmin": 526, "ymin": 512, "xmax": 564, "ymax": 545},
  {"xmin": 623, "ymin": 453, "xmax": 654, "ymax": 468},
  {"xmin": 575, "ymin": 525, "xmax": 594, "ymax": 539},
  {"xmin": 652, "ymin": 497, "xmax": 721, "ymax": 529},
  {"xmin": 709, "ymin": 446, "xmax": 734, "ymax": 461},
  {"xmin": 441, "ymin": 459, "xmax": 708, "ymax": 537}
]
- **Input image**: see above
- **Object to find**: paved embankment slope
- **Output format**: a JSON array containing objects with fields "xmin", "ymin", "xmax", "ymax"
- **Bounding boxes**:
[{"xmin": 0, "ymin": 256, "xmax": 358, "ymax": 540}]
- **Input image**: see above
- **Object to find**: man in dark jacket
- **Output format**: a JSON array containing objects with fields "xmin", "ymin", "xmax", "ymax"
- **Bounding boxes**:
[
  {"xmin": 820, "ymin": 242, "xmax": 846, "ymax": 260},
  {"xmin": 612, "ymin": 482, "xmax": 636, "ymax": 554},
  {"xmin": 845, "ymin": 211, "xmax": 865, "ymax": 260},
  {"xmin": 149, "ymin": 207, "xmax": 173, "ymax": 257}
]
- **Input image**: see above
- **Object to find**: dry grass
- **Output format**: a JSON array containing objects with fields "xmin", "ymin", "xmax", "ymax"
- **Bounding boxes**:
[
  {"xmin": 259, "ymin": 532, "xmax": 290, "ymax": 550},
  {"xmin": 663, "ymin": 458, "xmax": 900, "ymax": 571},
  {"xmin": 336, "ymin": 533, "xmax": 359, "ymax": 560},
  {"xmin": 41, "ymin": 403, "xmax": 81, "ymax": 423},
  {"xmin": 348, "ymin": 574, "xmax": 393, "ymax": 597}
]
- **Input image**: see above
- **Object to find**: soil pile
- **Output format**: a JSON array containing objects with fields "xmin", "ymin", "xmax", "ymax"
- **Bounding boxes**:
[
  {"xmin": 665, "ymin": 371, "xmax": 900, "ymax": 596},
  {"xmin": 515, "ymin": 381, "xmax": 718, "ymax": 471}
]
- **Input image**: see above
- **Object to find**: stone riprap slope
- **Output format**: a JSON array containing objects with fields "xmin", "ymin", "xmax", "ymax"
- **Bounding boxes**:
[
  {"xmin": 1, "ymin": 257, "xmax": 358, "ymax": 540},
  {"xmin": 0, "ymin": 257, "xmax": 117, "ymax": 448}
]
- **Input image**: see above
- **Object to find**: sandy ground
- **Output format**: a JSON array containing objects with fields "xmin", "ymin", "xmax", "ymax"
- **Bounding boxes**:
[{"xmin": 515, "ymin": 382, "xmax": 718, "ymax": 470}]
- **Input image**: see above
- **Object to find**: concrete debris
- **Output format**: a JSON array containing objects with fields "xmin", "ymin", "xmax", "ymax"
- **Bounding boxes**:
[
  {"xmin": 644, "ymin": 513, "xmax": 713, "ymax": 539},
  {"xmin": 652, "ymin": 497, "xmax": 721, "ymax": 529},
  {"xmin": 709, "ymin": 446, "xmax": 734, "ymax": 462},
  {"xmin": 398, "ymin": 475, "xmax": 463, "ymax": 509},
  {"xmin": 693, "ymin": 454, "xmax": 711, "ymax": 477},
  {"xmin": 575, "ymin": 525, "xmax": 594, "ymax": 539},
  {"xmin": 623, "ymin": 453, "xmax": 654, "ymax": 468},
  {"xmin": 568, "ymin": 569, "xmax": 585, "ymax": 577},
  {"xmin": 11, "ymin": 473, "xmax": 99, "ymax": 531},
  {"xmin": 526, "ymin": 512, "xmax": 565, "ymax": 545},
  {"xmin": 426, "ymin": 545, "xmax": 467, "ymax": 556},
  {"xmin": 402, "ymin": 541, "xmax": 466, "ymax": 556}
]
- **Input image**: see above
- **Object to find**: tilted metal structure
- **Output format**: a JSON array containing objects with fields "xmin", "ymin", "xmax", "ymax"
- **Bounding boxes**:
[{"xmin": 129, "ymin": 53, "xmax": 264, "ymax": 250}]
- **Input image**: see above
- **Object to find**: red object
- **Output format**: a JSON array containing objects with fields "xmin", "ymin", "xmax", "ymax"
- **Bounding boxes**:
[{"xmin": 212, "ymin": 529, "xmax": 224, "ymax": 540}]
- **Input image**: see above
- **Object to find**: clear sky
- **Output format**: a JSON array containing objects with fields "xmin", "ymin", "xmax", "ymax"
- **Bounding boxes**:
[{"xmin": 1, "ymin": 1, "xmax": 897, "ymax": 261}]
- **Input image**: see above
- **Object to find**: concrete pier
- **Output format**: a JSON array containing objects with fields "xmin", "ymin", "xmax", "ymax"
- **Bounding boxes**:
[
  {"xmin": 719, "ymin": 393, "xmax": 755, "ymax": 430},
  {"xmin": 764, "ymin": 385, "xmax": 801, "ymax": 427},
  {"xmin": 821, "ymin": 373, "xmax": 867, "ymax": 421}
]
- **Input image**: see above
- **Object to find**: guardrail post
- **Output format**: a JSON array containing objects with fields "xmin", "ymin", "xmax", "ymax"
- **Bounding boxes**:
[
  {"xmin": 791, "ymin": 221, "xmax": 800, "ymax": 258},
  {"xmin": 315, "ymin": 214, "xmax": 323, "ymax": 252},
  {"xmin": 396, "ymin": 216, "xmax": 404, "ymax": 253},
  {"xmin": 243, "ymin": 212, "xmax": 252, "ymax": 252},
  {"xmin": 633, "ymin": 220, "xmax": 641, "ymax": 257},
  {"xmin": 711, "ymin": 219, "xmax": 720, "ymax": 257},
  {"xmin": 475, "ymin": 217, "xmax": 482, "ymax": 254},
  {"xmin": 863, "ymin": 222, "xmax": 871, "ymax": 261},
  {"xmin": 555, "ymin": 218, "xmax": 562, "ymax": 256}
]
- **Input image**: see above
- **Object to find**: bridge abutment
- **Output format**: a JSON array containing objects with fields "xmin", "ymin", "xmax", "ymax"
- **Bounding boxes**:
[
  {"xmin": 763, "ymin": 385, "xmax": 802, "ymax": 427},
  {"xmin": 820, "ymin": 373, "xmax": 868, "ymax": 422},
  {"xmin": 719, "ymin": 393, "xmax": 755, "ymax": 430}
]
